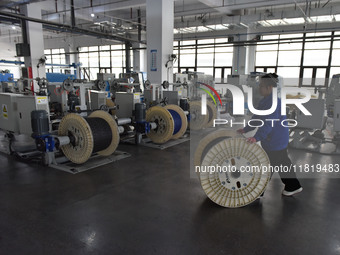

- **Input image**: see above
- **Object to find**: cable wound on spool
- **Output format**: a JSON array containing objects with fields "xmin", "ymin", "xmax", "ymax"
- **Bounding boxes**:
[
  {"xmin": 88, "ymin": 110, "xmax": 120, "ymax": 157},
  {"xmin": 164, "ymin": 104, "xmax": 188, "ymax": 140},
  {"xmin": 58, "ymin": 111, "xmax": 119, "ymax": 164},
  {"xmin": 167, "ymin": 109, "xmax": 182, "ymax": 135},
  {"xmin": 85, "ymin": 118, "xmax": 112, "ymax": 152}
]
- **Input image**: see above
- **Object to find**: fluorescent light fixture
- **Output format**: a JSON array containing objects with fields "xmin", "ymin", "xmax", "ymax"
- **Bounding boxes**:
[
  {"xmin": 266, "ymin": 19, "xmax": 286, "ymax": 26},
  {"xmin": 204, "ymin": 24, "xmax": 229, "ymax": 30},
  {"xmin": 239, "ymin": 22, "xmax": 248, "ymax": 28},
  {"xmin": 174, "ymin": 25, "xmax": 226, "ymax": 34},
  {"xmin": 309, "ymin": 15, "xmax": 333, "ymax": 23},
  {"xmin": 282, "ymin": 17, "xmax": 305, "ymax": 24},
  {"xmin": 257, "ymin": 20, "xmax": 273, "ymax": 27},
  {"xmin": 91, "ymin": 13, "xmax": 95, "ymax": 17},
  {"xmin": 12, "ymin": 26, "xmax": 16, "ymax": 29}
]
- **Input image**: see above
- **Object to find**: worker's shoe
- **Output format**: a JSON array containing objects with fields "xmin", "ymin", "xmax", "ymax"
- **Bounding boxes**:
[{"xmin": 282, "ymin": 187, "xmax": 303, "ymax": 196}]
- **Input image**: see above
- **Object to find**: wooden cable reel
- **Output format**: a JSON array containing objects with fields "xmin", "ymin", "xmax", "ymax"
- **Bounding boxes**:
[
  {"xmin": 194, "ymin": 129, "xmax": 271, "ymax": 208},
  {"xmin": 206, "ymin": 100, "xmax": 217, "ymax": 128},
  {"xmin": 146, "ymin": 104, "xmax": 188, "ymax": 144},
  {"xmin": 188, "ymin": 100, "xmax": 217, "ymax": 130},
  {"xmin": 188, "ymin": 101, "xmax": 209, "ymax": 130},
  {"xmin": 58, "ymin": 110, "xmax": 120, "ymax": 164}
]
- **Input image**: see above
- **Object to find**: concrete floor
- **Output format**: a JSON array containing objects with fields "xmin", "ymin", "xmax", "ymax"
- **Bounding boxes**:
[{"xmin": 0, "ymin": 141, "xmax": 340, "ymax": 255}]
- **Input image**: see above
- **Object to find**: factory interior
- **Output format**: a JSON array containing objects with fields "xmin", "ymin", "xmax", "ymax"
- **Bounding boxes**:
[{"xmin": 0, "ymin": 0, "xmax": 340, "ymax": 254}]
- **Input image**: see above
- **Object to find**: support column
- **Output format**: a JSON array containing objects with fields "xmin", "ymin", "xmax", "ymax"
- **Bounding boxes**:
[
  {"xmin": 146, "ymin": 0, "xmax": 174, "ymax": 84},
  {"xmin": 132, "ymin": 42, "xmax": 146, "ymax": 73},
  {"xmin": 64, "ymin": 37, "xmax": 79, "ymax": 78},
  {"xmin": 245, "ymin": 28, "xmax": 257, "ymax": 74},
  {"xmin": 125, "ymin": 41, "xmax": 132, "ymax": 73},
  {"xmin": 133, "ymin": 8, "xmax": 146, "ymax": 73},
  {"xmin": 20, "ymin": 3, "xmax": 45, "ymax": 92},
  {"xmin": 232, "ymin": 32, "xmax": 247, "ymax": 75}
]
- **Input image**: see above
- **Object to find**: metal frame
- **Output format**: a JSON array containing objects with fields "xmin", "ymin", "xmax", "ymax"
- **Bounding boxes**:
[
  {"xmin": 122, "ymin": 134, "xmax": 190, "ymax": 150},
  {"xmin": 49, "ymin": 150, "xmax": 131, "ymax": 174}
]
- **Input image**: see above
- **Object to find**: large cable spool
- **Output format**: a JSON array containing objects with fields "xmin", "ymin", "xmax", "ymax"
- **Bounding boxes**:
[
  {"xmin": 194, "ymin": 129, "xmax": 239, "ymax": 168},
  {"xmin": 146, "ymin": 104, "xmax": 187, "ymax": 144},
  {"xmin": 146, "ymin": 106, "xmax": 174, "ymax": 144},
  {"xmin": 194, "ymin": 130, "xmax": 271, "ymax": 208},
  {"xmin": 189, "ymin": 101, "xmax": 209, "ymax": 130},
  {"xmin": 164, "ymin": 104, "xmax": 188, "ymax": 140},
  {"xmin": 58, "ymin": 110, "xmax": 120, "ymax": 164}
]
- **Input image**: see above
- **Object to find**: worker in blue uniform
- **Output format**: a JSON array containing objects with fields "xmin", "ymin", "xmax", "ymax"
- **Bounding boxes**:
[{"xmin": 238, "ymin": 73, "xmax": 303, "ymax": 196}]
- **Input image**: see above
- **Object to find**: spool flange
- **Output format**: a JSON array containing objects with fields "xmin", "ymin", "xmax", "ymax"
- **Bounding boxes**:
[
  {"xmin": 194, "ymin": 129, "xmax": 240, "ymax": 168},
  {"xmin": 197, "ymin": 136, "xmax": 271, "ymax": 208},
  {"xmin": 189, "ymin": 101, "xmax": 209, "ymax": 130},
  {"xmin": 206, "ymin": 100, "xmax": 217, "ymax": 128},
  {"xmin": 105, "ymin": 99, "xmax": 116, "ymax": 115},
  {"xmin": 146, "ymin": 106, "xmax": 174, "ymax": 144},
  {"xmin": 58, "ymin": 113, "xmax": 93, "ymax": 164}
]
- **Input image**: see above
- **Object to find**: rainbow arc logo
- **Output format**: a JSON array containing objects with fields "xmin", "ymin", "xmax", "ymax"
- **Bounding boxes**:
[{"xmin": 198, "ymin": 82, "xmax": 222, "ymax": 115}]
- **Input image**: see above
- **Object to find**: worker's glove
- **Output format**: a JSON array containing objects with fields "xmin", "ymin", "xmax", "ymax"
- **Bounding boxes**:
[
  {"xmin": 237, "ymin": 128, "xmax": 245, "ymax": 134},
  {"xmin": 246, "ymin": 137, "xmax": 257, "ymax": 144}
]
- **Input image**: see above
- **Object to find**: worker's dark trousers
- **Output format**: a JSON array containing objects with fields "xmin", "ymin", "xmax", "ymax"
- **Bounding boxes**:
[{"xmin": 264, "ymin": 147, "xmax": 302, "ymax": 191}]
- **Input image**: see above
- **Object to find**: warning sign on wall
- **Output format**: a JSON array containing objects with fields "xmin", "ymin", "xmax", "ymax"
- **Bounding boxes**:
[{"xmin": 2, "ymin": 104, "xmax": 8, "ymax": 119}]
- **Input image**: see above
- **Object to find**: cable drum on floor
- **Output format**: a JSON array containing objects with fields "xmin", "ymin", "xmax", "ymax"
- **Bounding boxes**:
[
  {"xmin": 146, "ymin": 105, "xmax": 188, "ymax": 144},
  {"xmin": 146, "ymin": 106, "xmax": 174, "ymax": 144},
  {"xmin": 188, "ymin": 101, "xmax": 209, "ymax": 130},
  {"xmin": 58, "ymin": 110, "xmax": 120, "ymax": 164},
  {"xmin": 194, "ymin": 130, "xmax": 271, "ymax": 208},
  {"xmin": 194, "ymin": 129, "xmax": 240, "ymax": 168},
  {"xmin": 205, "ymin": 100, "xmax": 217, "ymax": 128}
]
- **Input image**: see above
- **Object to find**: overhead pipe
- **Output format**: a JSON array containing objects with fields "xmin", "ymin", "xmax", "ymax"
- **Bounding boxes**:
[
  {"xmin": 70, "ymin": 0, "xmax": 75, "ymax": 28},
  {"xmin": 0, "ymin": 59, "xmax": 78, "ymax": 68},
  {"xmin": 137, "ymin": 8, "xmax": 141, "ymax": 42},
  {"xmin": 0, "ymin": 10, "xmax": 141, "ymax": 43}
]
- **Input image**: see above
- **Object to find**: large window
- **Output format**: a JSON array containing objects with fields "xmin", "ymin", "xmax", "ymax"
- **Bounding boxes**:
[
  {"xmin": 46, "ymin": 45, "xmax": 132, "ymax": 80},
  {"xmin": 174, "ymin": 38, "xmax": 233, "ymax": 83},
  {"xmin": 44, "ymin": 48, "xmax": 66, "ymax": 73},
  {"xmin": 78, "ymin": 44, "xmax": 132, "ymax": 80},
  {"xmin": 254, "ymin": 32, "xmax": 340, "ymax": 88}
]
